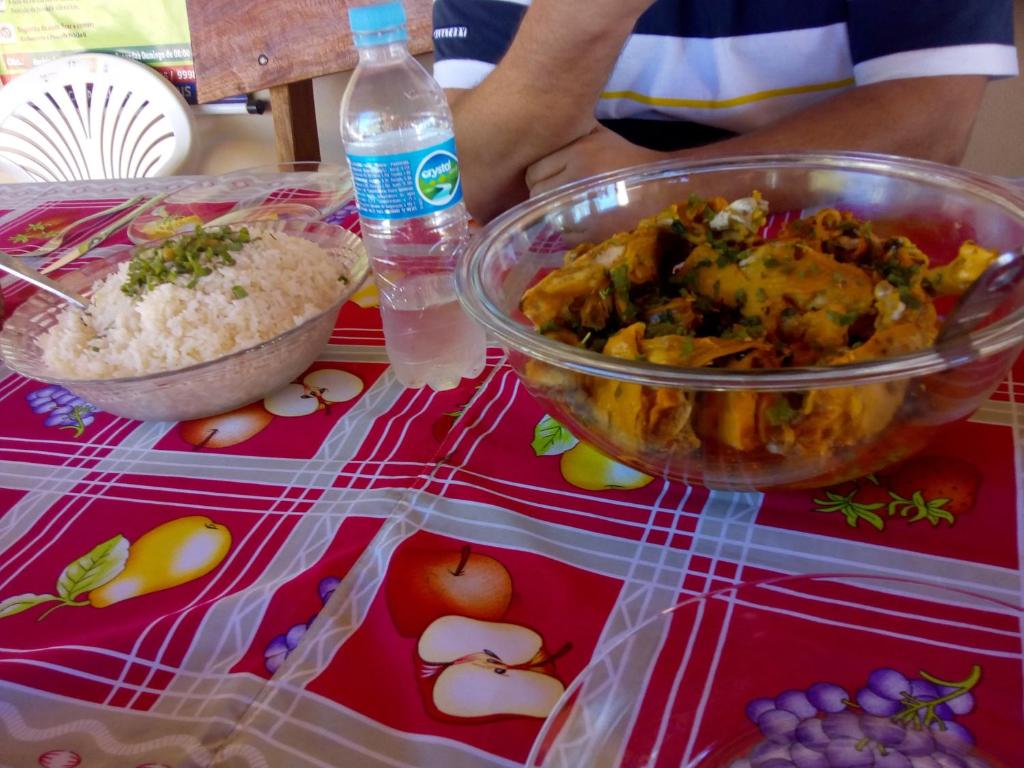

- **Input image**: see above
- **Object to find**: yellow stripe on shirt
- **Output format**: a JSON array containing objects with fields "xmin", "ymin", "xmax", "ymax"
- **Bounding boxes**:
[{"xmin": 600, "ymin": 77, "xmax": 855, "ymax": 110}]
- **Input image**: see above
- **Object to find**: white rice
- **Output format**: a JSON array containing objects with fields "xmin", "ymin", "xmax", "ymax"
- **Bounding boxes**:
[{"xmin": 39, "ymin": 231, "xmax": 350, "ymax": 379}]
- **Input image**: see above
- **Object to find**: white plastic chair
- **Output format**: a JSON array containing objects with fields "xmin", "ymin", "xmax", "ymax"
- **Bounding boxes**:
[
  {"xmin": 0, "ymin": 155, "xmax": 33, "ymax": 184},
  {"xmin": 0, "ymin": 53, "xmax": 194, "ymax": 182}
]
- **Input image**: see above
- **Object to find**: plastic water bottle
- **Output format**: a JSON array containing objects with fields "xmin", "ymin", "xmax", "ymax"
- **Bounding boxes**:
[{"xmin": 340, "ymin": 0, "xmax": 486, "ymax": 391}]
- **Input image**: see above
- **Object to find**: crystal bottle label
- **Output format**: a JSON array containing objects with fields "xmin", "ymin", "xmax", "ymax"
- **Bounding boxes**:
[{"xmin": 347, "ymin": 137, "xmax": 463, "ymax": 220}]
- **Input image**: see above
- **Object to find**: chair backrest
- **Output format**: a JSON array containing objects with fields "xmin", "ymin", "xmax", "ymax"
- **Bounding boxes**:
[
  {"xmin": 0, "ymin": 53, "xmax": 195, "ymax": 182},
  {"xmin": 0, "ymin": 155, "xmax": 33, "ymax": 184},
  {"xmin": 185, "ymin": 0, "xmax": 433, "ymax": 162}
]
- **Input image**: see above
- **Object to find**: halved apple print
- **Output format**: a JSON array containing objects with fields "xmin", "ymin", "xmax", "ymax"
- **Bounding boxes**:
[
  {"xmin": 178, "ymin": 368, "xmax": 365, "ymax": 450},
  {"xmin": 417, "ymin": 615, "xmax": 568, "ymax": 720},
  {"xmin": 264, "ymin": 369, "xmax": 363, "ymax": 417}
]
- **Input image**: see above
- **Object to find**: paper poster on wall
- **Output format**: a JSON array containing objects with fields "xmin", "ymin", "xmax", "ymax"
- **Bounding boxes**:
[{"xmin": 0, "ymin": 0, "xmax": 201, "ymax": 103}]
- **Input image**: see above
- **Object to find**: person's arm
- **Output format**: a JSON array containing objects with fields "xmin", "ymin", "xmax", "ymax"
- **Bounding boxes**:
[
  {"xmin": 524, "ymin": 75, "xmax": 989, "ymax": 198},
  {"xmin": 447, "ymin": 0, "xmax": 652, "ymax": 222}
]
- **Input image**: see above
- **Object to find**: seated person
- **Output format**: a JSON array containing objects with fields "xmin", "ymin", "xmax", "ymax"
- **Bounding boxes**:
[{"xmin": 431, "ymin": 0, "xmax": 1018, "ymax": 222}]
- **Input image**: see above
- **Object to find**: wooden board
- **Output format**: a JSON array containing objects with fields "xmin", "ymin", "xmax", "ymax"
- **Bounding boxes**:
[{"xmin": 184, "ymin": 0, "xmax": 434, "ymax": 103}]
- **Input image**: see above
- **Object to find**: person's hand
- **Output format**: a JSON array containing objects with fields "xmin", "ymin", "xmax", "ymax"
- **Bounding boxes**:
[{"xmin": 524, "ymin": 125, "xmax": 665, "ymax": 198}]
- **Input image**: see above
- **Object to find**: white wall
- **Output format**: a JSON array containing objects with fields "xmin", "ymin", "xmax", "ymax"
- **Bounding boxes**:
[{"xmin": 961, "ymin": 0, "xmax": 1024, "ymax": 181}]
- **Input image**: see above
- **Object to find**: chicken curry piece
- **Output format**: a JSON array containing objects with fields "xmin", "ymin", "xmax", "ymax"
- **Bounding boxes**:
[{"xmin": 520, "ymin": 193, "xmax": 998, "ymax": 459}]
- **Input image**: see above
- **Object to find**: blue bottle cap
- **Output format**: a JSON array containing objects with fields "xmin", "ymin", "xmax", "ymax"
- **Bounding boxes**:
[{"xmin": 348, "ymin": 2, "xmax": 408, "ymax": 46}]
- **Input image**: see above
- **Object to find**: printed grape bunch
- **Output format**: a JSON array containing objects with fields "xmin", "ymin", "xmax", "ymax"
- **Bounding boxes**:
[
  {"xmin": 730, "ymin": 665, "xmax": 991, "ymax": 768},
  {"xmin": 263, "ymin": 576, "xmax": 340, "ymax": 674},
  {"xmin": 27, "ymin": 385, "xmax": 98, "ymax": 437}
]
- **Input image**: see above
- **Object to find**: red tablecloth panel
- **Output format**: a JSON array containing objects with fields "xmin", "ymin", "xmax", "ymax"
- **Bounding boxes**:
[
  {"xmin": 759, "ymin": 419, "xmax": 1020, "ymax": 568},
  {"xmin": 599, "ymin": 571, "xmax": 1023, "ymax": 768},
  {"xmin": 2, "ymin": 346, "xmax": 1021, "ymax": 766},
  {"xmin": 1, "ymin": 193, "xmax": 1022, "ymax": 767},
  {"xmin": 0, "ymin": 198, "xmax": 136, "ymax": 256}
]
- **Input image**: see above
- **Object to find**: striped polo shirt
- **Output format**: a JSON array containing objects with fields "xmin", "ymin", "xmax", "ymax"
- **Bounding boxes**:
[{"xmin": 432, "ymin": 0, "xmax": 1018, "ymax": 143}]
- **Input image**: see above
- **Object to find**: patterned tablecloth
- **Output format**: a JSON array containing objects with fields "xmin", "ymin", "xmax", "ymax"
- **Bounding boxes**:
[{"xmin": 0, "ymin": 177, "xmax": 1021, "ymax": 768}]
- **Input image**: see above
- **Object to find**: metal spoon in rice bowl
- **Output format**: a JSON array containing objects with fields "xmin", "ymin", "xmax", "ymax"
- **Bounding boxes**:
[{"xmin": 0, "ymin": 251, "xmax": 88, "ymax": 309}]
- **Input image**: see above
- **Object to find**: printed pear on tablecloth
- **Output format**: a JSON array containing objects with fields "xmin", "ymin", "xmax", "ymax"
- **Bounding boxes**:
[
  {"xmin": 0, "ymin": 486, "xmax": 287, "ymax": 707},
  {"xmin": 0, "ymin": 515, "xmax": 232, "ymax": 621},
  {"xmin": 531, "ymin": 414, "xmax": 653, "ymax": 491}
]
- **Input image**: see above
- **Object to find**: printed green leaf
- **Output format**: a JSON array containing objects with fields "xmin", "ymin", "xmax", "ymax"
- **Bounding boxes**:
[
  {"xmin": 531, "ymin": 415, "xmax": 579, "ymax": 457},
  {"xmin": 0, "ymin": 593, "xmax": 59, "ymax": 619},
  {"xmin": 56, "ymin": 534, "xmax": 130, "ymax": 602},
  {"xmin": 813, "ymin": 491, "xmax": 886, "ymax": 531}
]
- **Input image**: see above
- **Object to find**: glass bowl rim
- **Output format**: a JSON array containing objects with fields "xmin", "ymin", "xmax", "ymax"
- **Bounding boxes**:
[
  {"xmin": 0, "ymin": 219, "xmax": 369, "ymax": 387},
  {"xmin": 458, "ymin": 151, "xmax": 1024, "ymax": 391}
]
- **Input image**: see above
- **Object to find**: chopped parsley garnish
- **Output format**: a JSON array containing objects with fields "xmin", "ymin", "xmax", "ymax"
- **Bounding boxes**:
[
  {"xmin": 827, "ymin": 309, "xmax": 860, "ymax": 326},
  {"xmin": 711, "ymin": 239, "xmax": 742, "ymax": 266},
  {"xmin": 882, "ymin": 262, "xmax": 920, "ymax": 289},
  {"xmin": 610, "ymin": 263, "xmax": 636, "ymax": 322},
  {"xmin": 121, "ymin": 226, "xmax": 253, "ymax": 298},
  {"xmin": 647, "ymin": 321, "xmax": 690, "ymax": 337},
  {"xmin": 899, "ymin": 289, "xmax": 923, "ymax": 310},
  {"xmin": 741, "ymin": 315, "xmax": 764, "ymax": 331},
  {"xmin": 765, "ymin": 398, "xmax": 798, "ymax": 426},
  {"xmin": 231, "ymin": 285, "xmax": 248, "ymax": 300}
]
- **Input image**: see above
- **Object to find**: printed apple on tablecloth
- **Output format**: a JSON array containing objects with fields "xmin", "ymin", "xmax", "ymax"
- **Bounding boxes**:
[
  {"xmin": 384, "ymin": 540, "xmax": 572, "ymax": 723},
  {"xmin": 386, "ymin": 543, "xmax": 512, "ymax": 637},
  {"xmin": 161, "ymin": 362, "xmax": 381, "ymax": 459}
]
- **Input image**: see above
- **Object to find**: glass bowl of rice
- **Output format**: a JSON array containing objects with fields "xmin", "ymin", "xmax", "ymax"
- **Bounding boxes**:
[{"xmin": 0, "ymin": 219, "xmax": 369, "ymax": 422}]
